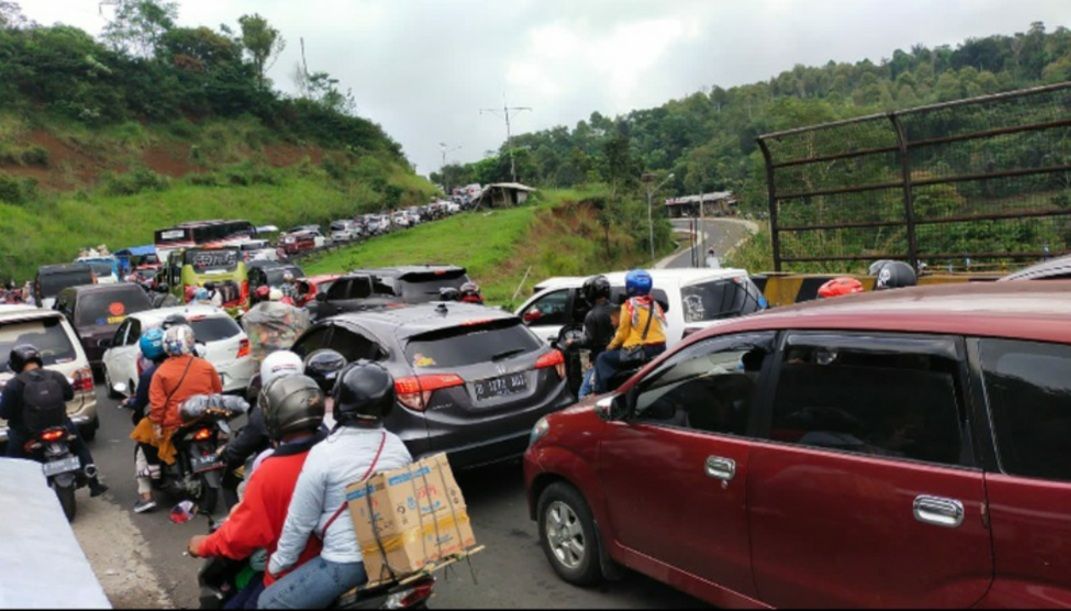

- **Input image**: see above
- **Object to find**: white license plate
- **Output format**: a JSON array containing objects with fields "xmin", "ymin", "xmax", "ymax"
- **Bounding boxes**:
[
  {"xmin": 190, "ymin": 454, "xmax": 220, "ymax": 473},
  {"xmin": 42, "ymin": 456, "xmax": 81, "ymax": 477}
]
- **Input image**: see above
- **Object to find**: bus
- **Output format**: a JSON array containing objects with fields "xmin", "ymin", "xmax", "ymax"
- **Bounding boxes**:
[
  {"xmin": 161, "ymin": 247, "xmax": 250, "ymax": 315},
  {"xmin": 153, "ymin": 220, "xmax": 257, "ymax": 263}
]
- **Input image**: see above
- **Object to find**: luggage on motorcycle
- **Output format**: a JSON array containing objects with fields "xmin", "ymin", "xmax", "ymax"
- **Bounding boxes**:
[
  {"xmin": 240, "ymin": 302, "xmax": 310, "ymax": 362},
  {"xmin": 18, "ymin": 370, "xmax": 67, "ymax": 433},
  {"xmin": 180, "ymin": 394, "xmax": 250, "ymax": 423}
]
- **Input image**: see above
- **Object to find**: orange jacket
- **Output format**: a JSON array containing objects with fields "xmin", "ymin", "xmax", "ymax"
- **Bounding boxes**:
[{"xmin": 149, "ymin": 355, "xmax": 222, "ymax": 429}]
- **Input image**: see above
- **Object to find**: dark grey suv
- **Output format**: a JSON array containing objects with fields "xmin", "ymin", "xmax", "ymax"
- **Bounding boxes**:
[{"xmin": 291, "ymin": 302, "xmax": 573, "ymax": 468}]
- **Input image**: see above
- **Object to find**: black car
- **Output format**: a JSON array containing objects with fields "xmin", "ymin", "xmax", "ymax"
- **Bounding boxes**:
[
  {"xmin": 292, "ymin": 302, "xmax": 573, "ymax": 468},
  {"xmin": 308, "ymin": 273, "xmax": 402, "ymax": 320},
  {"xmin": 53, "ymin": 283, "xmax": 154, "ymax": 367},
  {"xmin": 34, "ymin": 263, "xmax": 94, "ymax": 309},
  {"xmin": 349, "ymin": 265, "xmax": 471, "ymax": 304}
]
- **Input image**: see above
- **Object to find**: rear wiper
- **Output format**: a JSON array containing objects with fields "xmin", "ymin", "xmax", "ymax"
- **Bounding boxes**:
[{"xmin": 491, "ymin": 348, "xmax": 526, "ymax": 361}]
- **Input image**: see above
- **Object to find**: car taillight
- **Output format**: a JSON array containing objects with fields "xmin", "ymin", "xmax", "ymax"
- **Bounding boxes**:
[
  {"xmin": 394, "ymin": 374, "xmax": 464, "ymax": 411},
  {"xmin": 535, "ymin": 349, "xmax": 566, "ymax": 379},
  {"xmin": 386, "ymin": 579, "xmax": 435, "ymax": 608},
  {"xmin": 73, "ymin": 368, "xmax": 94, "ymax": 393},
  {"xmin": 237, "ymin": 338, "xmax": 250, "ymax": 358},
  {"xmin": 193, "ymin": 428, "xmax": 213, "ymax": 441},
  {"xmin": 40, "ymin": 429, "xmax": 67, "ymax": 442}
]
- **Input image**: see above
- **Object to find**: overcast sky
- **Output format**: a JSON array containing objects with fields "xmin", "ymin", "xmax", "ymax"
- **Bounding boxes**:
[{"xmin": 21, "ymin": 1, "xmax": 1071, "ymax": 176}]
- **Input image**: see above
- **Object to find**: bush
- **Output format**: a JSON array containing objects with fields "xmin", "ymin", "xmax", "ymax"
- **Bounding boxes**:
[
  {"xmin": 0, "ymin": 174, "xmax": 39, "ymax": 204},
  {"xmin": 19, "ymin": 146, "xmax": 48, "ymax": 166},
  {"xmin": 102, "ymin": 166, "xmax": 170, "ymax": 196}
]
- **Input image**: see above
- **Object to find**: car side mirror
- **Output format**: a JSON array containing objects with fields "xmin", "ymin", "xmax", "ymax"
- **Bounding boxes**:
[
  {"xmin": 596, "ymin": 394, "xmax": 631, "ymax": 421},
  {"xmin": 523, "ymin": 309, "xmax": 542, "ymax": 324}
]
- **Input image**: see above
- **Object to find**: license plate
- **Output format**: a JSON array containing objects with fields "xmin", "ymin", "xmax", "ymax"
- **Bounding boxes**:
[
  {"xmin": 42, "ymin": 456, "xmax": 80, "ymax": 477},
  {"xmin": 190, "ymin": 453, "xmax": 220, "ymax": 473},
  {"xmin": 473, "ymin": 372, "xmax": 528, "ymax": 401}
]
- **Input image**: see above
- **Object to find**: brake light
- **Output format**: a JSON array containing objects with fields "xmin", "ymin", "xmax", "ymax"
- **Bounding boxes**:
[
  {"xmin": 535, "ymin": 350, "xmax": 566, "ymax": 380},
  {"xmin": 237, "ymin": 338, "xmax": 250, "ymax": 358},
  {"xmin": 73, "ymin": 368, "xmax": 94, "ymax": 393},
  {"xmin": 460, "ymin": 318, "xmax": 494, "ymax": 327},
  {"xmin": 387, "ymin": 580, "xmax": 435, "ymax": 608},
  {"xmin": 193, "ymin": 428, "xmax": 214, "ymax": 441},
  {"xmin": 40, "ymin": 429, "xmax": 67, "ymax": 442},
  {"xmin": 394, "ymin": 374, "xmax": 464, "ymax": 411}
]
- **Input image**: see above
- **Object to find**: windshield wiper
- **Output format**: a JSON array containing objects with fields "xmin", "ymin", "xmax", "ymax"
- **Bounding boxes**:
[{"xmin": 491, "ymin": 348, "xmax": 526, "ymax": 361}]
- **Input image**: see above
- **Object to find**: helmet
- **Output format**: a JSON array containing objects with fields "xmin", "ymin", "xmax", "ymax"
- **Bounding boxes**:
[
  {"xmin": 161, "ymin": 313, "xmax": 188, "ymax": 330},
  {"xmin": 139, "ymin": 328, "xmax": 166, "ymax": 361},
  {"xmin": 438, "ymin": 287, "xmax": 461, "ymax": 301},
  {"xmin": 282, "ymin": 272, "xmax": 295, "ymax": 283},
  {"xmin": 254, "ymin": 285, "xmax": 270, "ymax": 300},
  {"xmin": 268, "ymin": 288, "xmax": 283, "ymax": 302},
  {"xmin": 333, "ymin": 361, "xmax": 394, "ymax": 424},
  {"xmin": 867, "ymin": 259, "xmax": 894, "ymax": 276},
  {"xmin": 260, "ymin": 350, "xmax": 304, "ymax": 388},
  {"xmin": 259, "ymin": 374, "xmax": 325, "ymax": 440},
  {"xmin": 818, "ymin": 277, "xmax": 864, "ymax": 299},
  {"xmin": 163, "ymin": 324, "xmax": 195, "ymax": 356},
  {"xmin": 304, "ymin": 349, "xmax": 347, "ymax": 393},
  {"xmin": 871, "ymin": 260, "xmax": 917, "ymax": 290},
  {"xmin": 194, "ymin": 287, "xmax": 210, "ymax": 301},
  {"xmin": 624, "ymin": 269, "xmax": 653, "ymax": 297},
  {"xmin": 8, "ymin": 344, "xmax": 42, "ymax": 372},
  {"xmin": 581, "ymin": 275, "xmax": 611, "ymax": 305}
]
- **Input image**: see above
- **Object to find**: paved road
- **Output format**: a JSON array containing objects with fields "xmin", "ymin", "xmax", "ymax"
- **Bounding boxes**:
[
  {"xmin": 661, "ymin": 218, "xmax": 755, "ymax": 269},
  {"xmin": 78, "ymin": 385, "xmax": 706, "ymax": 609}
]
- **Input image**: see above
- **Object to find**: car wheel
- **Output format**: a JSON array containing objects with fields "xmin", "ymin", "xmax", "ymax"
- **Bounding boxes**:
[
  {"xmin": 105, "ymin": 369, "xmax": 122, "ymax": 399},
  {"xmin": 537, "ymin": 482, "xmax": 603, "ymax": 586}
]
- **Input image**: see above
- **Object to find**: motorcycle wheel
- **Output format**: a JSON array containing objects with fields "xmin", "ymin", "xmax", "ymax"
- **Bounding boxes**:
[
  {"xmin": 53, "ymin": 481, "xmax": 77, "ymax": 522},
  {"xmin": 196, "ymin": 475, "xmax": 219, "ymax": 514}
]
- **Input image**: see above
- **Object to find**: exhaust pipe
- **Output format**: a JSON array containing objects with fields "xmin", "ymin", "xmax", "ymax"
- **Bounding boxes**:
[{"xmin": 83, "ymin": 463, "xmax": 98, "ymax": 479}]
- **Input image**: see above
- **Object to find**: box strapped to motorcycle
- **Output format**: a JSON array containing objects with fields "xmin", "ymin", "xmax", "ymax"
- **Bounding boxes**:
[
  {"xmin": 240, "ymin": 301, "xmax": 311, "ymax": 363},
  {"xmin": 345, "ymin": 453, "xmax": 482, "ymax": 588}
]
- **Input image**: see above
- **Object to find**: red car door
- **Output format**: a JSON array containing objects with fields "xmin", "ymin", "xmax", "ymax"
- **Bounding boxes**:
[
  {"xmin": 597, "ymin": 332, "xmax": 775, "ymax": 605},
  {"xmin": 748, "ymin": 332, "xmax": 993, "ymax": 607}
]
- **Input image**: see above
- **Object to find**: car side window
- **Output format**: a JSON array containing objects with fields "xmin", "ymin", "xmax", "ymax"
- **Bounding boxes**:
[
  {"xmin": 113, "ymin": 320, "xmax": 130, "ymax": 346},
  {"xmin": 978, "ymin": 339, "xmax": 1071, "ymax": 482},
  {"xmin": 768, "ymin": 333, "xmax": 965, "ymax": 466},
  {"xmin": 329, "ymin": 328, "xmax": 385, "ymax": 362},
  {"xmin": 520, "ymin": 290, "xmax": 570, "ymax": 327},
  {"xmin": 633, "ymin": 332, "xmax": 775, "ymax": 436},
  {"xmin": 291, "ymin": 326, "xmax": 332, "ymax": 358},
  {"xmin": 125, "ymin": 319, "xmax": 141, "ymax": 346}
]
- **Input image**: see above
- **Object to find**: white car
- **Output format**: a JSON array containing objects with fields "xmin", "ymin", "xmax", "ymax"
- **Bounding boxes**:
[
  {"xmin": 329, "ymin": 220, "xmax": 360, "ymax": 242},
  {"xmin": 514, "ymin": 268, "xmax": 767, "ymax": 347},
  {"xmin": 101, "ymin": 305, "xmax": 256, "ymax": 396},
  {"xmin": 391, "ymin": 213, "xmax": 410, "ymax": 229}
]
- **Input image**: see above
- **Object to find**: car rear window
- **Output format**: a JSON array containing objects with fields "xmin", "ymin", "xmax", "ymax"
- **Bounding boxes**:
[
  {"xmin": 397, "ymin": 272, "xmax": 470, "ymax": 302},
  {"xmin": 38, "ymin": 269, "xmax": 93, "ymax": 298},
  {"xmin": 190, "ymin": 316, "xmax": 242, "ymax": 343},
  {"xmin": 0, "ymin": 318, "xmax": 78, "ymax": 369},
  {"xmin": 680, "ymin": 277, "xmax": 766, "ymax": 322},
  {"xmin": 979, "ymin": 339, "xmax": 1071, "ymax": 482},
  {"xmin": 405, "ymin": 320, "xmax": 541, "ymax": 368},
  {"xmin": 83, "ymin": 260, "xmax": 115, "ymax": 277},
  {"xmin": 74, "ymin": 289, "xmax": 152, "ymax": 327},
  {"xmin": 265, "ymin": 266, "xmax": 304, "ymax": 286}
]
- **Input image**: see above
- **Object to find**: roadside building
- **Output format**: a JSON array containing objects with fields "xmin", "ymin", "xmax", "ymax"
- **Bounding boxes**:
[
  {"xmin": 472, "ymin": 182, "xmax": 537, "ymax": 208},
  {"xmin": 664, "ymin": 191, "xmax": 737, "ymax": 218}
]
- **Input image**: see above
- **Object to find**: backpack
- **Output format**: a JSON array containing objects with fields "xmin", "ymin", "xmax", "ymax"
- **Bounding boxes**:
[{"xmin": 18, "ymin": 370, "xmax": 68, "ymax": 433}]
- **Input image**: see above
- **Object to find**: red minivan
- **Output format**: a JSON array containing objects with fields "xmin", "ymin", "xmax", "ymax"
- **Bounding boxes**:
[{"xmin": 524, "ymin": 281, "xmax": 1071, "ymax": 608}]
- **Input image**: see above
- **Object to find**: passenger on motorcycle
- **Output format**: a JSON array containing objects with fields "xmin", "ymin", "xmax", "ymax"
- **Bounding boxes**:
[
  {"xmin": 458, "ymin": 281, "xmax": 484, "ymax": 304},
  {"xmin": 129, "ymin": 325, "xmax": 222, "ymax": 510},
  {"xmin": 127, "ymin": 328, "xmax": 168, "ymax": 512},
  {"xmin": 1, "ymin": 345, "xmax": 108, "ymax": 496},
  {"xmin": 280, "ymin": 273, "xmax": 300, "ymax": 303},
  {"xmin": 593, "ymin": 269, "xmax": 668, "ymax": 394},
  {"xmin": 566, "ymin": 275, "xmax": 616, "ymax": 398},
  {"xmin": 187, "ymin": 374, "xmax": 329, "ymax": 609},
  {"xmin": 259, "ymin": 361, "xmax": 413, "ymax": 609}
]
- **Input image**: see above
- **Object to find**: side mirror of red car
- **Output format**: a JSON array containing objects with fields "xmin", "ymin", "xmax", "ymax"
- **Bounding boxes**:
[{"xmin": 596, "ymin": 395, "xmax": 630, "ymax": 421}]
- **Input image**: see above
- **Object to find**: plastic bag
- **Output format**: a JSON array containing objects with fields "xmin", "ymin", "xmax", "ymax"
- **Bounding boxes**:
[
  {"xmin": 180, "ymin": 393, "xmax": 250, "ymax": 422},
  {"xmin": 240, "ymin": 301, "xmax": 311, "ymax": 362}
]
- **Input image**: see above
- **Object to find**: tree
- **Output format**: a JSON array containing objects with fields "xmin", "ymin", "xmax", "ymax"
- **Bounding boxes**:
[
  {"xmin": 0, "ymin": 1, "xmax": 30, "ymax": 29},
  {"xmin": 102, "ymin": 0, "xmax": 178, "ymax": 58},
  {"xmin": 237, "ymin": 13, "xmax": 284, "ymax": 88}
]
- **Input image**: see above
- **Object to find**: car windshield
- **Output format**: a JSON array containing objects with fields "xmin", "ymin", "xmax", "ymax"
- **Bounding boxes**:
[
  {"xmin": 183, "ymin": 249, "xmax": 239, "ymax": 273},
  {"xmin": 404, "ymin": 319, "xmax": 541, "ymax": 368},
  {"xmin": 82, "ymin": 260, "xmax": 115, "ymax": 277},
  {"xmin": 189, "ymin": 316, "xmax": 242, "ymax": 343},
  {"xmin": 38, "ymin": 269, "xmax": 93, "ymax": 298},
  {"xmin": 397, "ymin": 271, "xmax": 470, "ymax": 302},
  {"xmin": 680, "ymin": 278, "xmax": 766, "ymax": 322},
  {"xmin": 0, "ymin": 318, "xmax": 78, "ymax": 368},
  {"xmin": 74, "ymin": 289, "xmax": 152, "ymax": 327}
]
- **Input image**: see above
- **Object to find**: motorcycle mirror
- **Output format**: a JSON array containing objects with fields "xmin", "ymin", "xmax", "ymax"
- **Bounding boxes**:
[
  {"xmin": 112, "ymin": 382, "xmax": 128, "ymax": 395},
  {"xmin": 169, "ymin": 500, "xmax": 198, "ymax": 524}
]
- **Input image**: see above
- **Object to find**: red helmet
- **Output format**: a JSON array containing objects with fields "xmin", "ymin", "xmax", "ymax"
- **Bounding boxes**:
[
  {"xmin": 818, "ymin": 277, "xmax": 864, "ymax": 299},
  {"xmin": 255, "ymin": 285, "xmax": 270, "ymax": 299}
]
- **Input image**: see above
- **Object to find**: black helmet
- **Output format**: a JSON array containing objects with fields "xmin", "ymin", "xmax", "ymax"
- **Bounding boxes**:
[
  {"xmin": 332, "ymin": 361, "xmax": 394, "ymax": 425},
  {"xmin": 304, "ymin": 349, "xmax": 347, "ymax": 394},
  {"xmin": 155, "ymin": 282, "xmax": 169, "ymax": 293},
  {"xmin": 867, "ymin": 259, "xmax": 894, "ymax": 276},
  {"xmin": 581, "ymin": 275, "xmax": 611, "ymax": 305},
  {"xmin": 8, "ymin": 344, "xmax": 42, "ymax": 373},
  {"xmin": 204, "ymin": 281, "xmax": 216, "ymax": 291},
  {"xmin": 259, "ymin": 374, "xmax": 326, "ymax": 440},
  {"xmin": 871, "ymin": 260, "xmax": 917, "ymax": 290},
  {"xmin": 438, "ymin": 287, "xmax": 461, "ymax": 302},
  {"xmin": 161, "ymin": 313, "xmax": 189, "ymax": 329}
]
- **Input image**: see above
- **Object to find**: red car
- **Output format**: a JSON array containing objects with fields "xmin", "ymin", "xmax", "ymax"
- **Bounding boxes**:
[
  {"xmin": 524, "ymin": 281, "xmax": 1071, "ymax": 608},
  {"xmin": 293, "ymin": 273, "xmax": 339, "ymax": 308}
]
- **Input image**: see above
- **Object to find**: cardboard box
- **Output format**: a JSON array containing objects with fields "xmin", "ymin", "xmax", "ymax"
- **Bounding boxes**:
[{"xmin": 346, "ymin": 453, "xmax": 476, "ymax": 583}]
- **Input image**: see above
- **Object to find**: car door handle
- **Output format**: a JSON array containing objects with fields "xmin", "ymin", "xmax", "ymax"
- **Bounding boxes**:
[
  {"xmin": 705, "ymin": 456, "xmax": 736, "ymax": 481},
  {"xmin": 913, "ymin": 495, "xmax": 965, "ymax": 528}
]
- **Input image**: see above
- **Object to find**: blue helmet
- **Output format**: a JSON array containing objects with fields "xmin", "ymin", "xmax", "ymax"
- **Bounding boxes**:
[
  {"xmin": 139, "ymin": 327, "xmax": 166, "ymax": 361},
  {"xmin": 194, "ymin": 287, "xmax": 210, "ymax": 301},
  {"xmin": 625, "ymin": 269, "xmax": 653, "ymax": 297}
]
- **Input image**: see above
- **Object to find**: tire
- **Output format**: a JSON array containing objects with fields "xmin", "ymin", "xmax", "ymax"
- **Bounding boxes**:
[
  {"xmin": 53, "ymin": 481, "xmax": 77, "ymax": 522},
  {"xmin": 537, "ymin": 482, "xmax": 603, "ymax": 586}
]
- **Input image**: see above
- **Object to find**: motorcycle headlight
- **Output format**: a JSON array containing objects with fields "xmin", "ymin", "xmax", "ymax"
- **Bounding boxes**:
[{"xmin": 529, "ymin": 416, "xmax": 550, "ymax": 448}]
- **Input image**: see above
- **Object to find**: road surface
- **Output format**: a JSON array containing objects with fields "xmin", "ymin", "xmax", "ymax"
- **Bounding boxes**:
[
  {"xmin": 660, "ymin": 218, "xmax": 756, "ymax": 269},
  {"xmin": 72, "ymin": 385, "xmax": 706, "ymax": 609}
]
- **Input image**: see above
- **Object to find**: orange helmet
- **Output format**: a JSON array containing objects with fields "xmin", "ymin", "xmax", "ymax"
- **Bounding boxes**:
[{"xmin": 818, "ymin": 277, "xmax": 864, "ymax": 299}]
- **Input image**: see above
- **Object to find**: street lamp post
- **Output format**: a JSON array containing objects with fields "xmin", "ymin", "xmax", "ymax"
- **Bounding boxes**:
[{"xmin": 643, "ymin": 172, "xmax": 675, "ymax": 261}]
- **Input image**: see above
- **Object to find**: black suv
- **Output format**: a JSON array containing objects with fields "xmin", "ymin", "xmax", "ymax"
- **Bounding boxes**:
[{"xmin": 310, "ymin": 265, "xmax": 472, "ymax": 320}]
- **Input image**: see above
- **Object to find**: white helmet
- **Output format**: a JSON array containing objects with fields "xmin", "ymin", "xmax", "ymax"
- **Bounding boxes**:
[
  {"xmin": 163, "ymin": 325, "xmax": 195, "ymax": 357},
  {"xmin": 268, "ymin": 288, "xmax": 283, "ymax": 301},
  {"xmin": 260, "ymin": 350, "xmax": 303, "ymax": 388}
]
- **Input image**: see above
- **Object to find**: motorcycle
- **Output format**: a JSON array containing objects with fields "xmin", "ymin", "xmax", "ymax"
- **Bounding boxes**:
[
  {"xmin": 552, "ymin": 324, "xmax": 642, "ymax": 397},
  {"xmin": 23, "ymin": 426, "xmax": 89, "ymax": 521},
  {"xmin": 173, "ymin": 502, "xmax": 436, "ymax": 610}
]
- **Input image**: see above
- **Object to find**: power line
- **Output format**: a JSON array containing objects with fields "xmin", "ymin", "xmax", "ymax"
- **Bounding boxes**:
[{"xmin": 480, "ymin": 94, "xmax": 531, "ymax": 183}]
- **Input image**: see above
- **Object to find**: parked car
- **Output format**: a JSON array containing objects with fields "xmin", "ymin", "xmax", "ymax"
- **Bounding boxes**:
[
  {"xmin": 101, "ymin": 304, "xmax": 255, "ymax": 396},
  {"xmin": 0, "ymin": 305, "xmax": 98, "ymax": 442},
  {"xmin": 307, "ymin": 273, "xmax": 401, "ymax": 321},
  {"xmin": 280, "ymin": 231, "xmax": 319, "ymax": 256},
  {"xmin": 33, "ymin": 263, "xmax": 95, "ymax": 310},
  {"xmin": 999, "ymin": 253, "xmax": 1071, "ymax": 281},
  {"xmin": 390, "ymin": 212, "xmax": 411, "ymax": 229},
  {"xmin": 329, "ymin": 220, "xmax": 361, "ymax": 243},
  {"xmin": 237, "ymin": 239, "xmax": 279, "ymax": 263},
  {"xmin": 525, "ymin": 280, "xmax": 1071, "ymax": 608},
  {"xmin": 292, "ymin": 302, "xmax": 573, "ymax": 468},
  {"xmin": 53, "ymin": 283, "xmax": 153, "ymax": 368},
  {"xmin": 516, "ymin": 268, "xmax": 766, "ymax": 345},
  {"xmin": 349, "ymin": 265, "xmax": 471, "ymax": 305}
]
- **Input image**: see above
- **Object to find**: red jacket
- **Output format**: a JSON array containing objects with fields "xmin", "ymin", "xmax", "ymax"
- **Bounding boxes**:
[{"xmin": 197, "ymin": 440, "xmax": 321, "ymax": 585}]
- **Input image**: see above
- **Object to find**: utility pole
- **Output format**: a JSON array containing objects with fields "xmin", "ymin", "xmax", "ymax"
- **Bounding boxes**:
[
  {"xmin": 299, "ymin": 37, "xmax": 310, "ymax": 97},
  {"xmin": 480, "ymin": 94, "xmax": 531, "ymax": 183},
  {"xmin": 642, "ymin": 172, "xmax": 675, "ymax": 262},
  {"xmin": 438, "ymin": 142, "xmax": 462, "ymax": 191}
]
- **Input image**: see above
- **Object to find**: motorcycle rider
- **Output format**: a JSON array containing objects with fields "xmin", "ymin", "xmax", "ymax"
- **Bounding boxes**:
[
  {"xmin": 566, "ymin": 275, "xmax": 616, "ymax": 398},
  {"xmin": 129, "ymin": 325, "xmax": 222, "ymax": 512},
  {"xmin": 126, "ymin": 328, "xmax": 168, "ymax": 512},
  {"xmin": 259, "ymin": 361, "xmax": 413, "ymax": 609},
  {"xmin": 1, "ymin": 345, "xmax": 108, "ymax": 496},
  {"xmin": 187, "ymin": 374, "xmax": 329, "ymax": 609},
  {"xmin": 280, "ymin": 272, "xmax": 300, "ymax": 303},
  {"xmin": 458, "ymin": 281, "xmax": 484, "ymax": 304},
  {"xmin": 594, "ymin": 269, "xmax": 668, "ymax": 394}
]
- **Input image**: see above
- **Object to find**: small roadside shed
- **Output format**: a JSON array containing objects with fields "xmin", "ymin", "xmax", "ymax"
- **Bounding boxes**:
[{"xmin": 473, "ymin": 182, "xmax": 537, "ymax": 208}]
